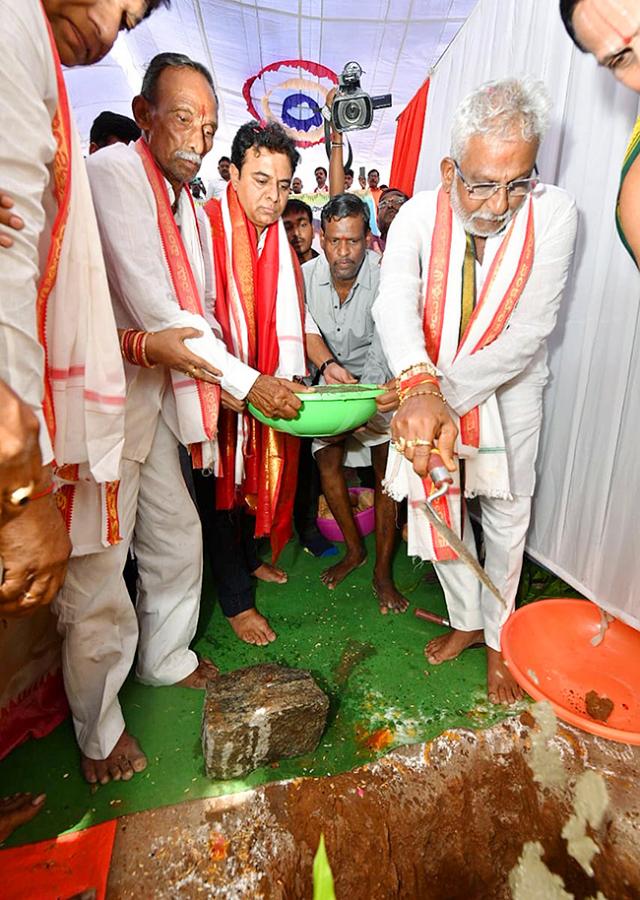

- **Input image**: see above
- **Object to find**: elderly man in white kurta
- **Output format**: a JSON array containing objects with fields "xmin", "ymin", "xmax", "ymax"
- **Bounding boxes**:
[
  {"xmin": 59, "ymin": 52, "xmax": 303, "ymax": 785},
  {"xmin": 374, "ymin": 78, "xmax": 578, "ymax": 704}
]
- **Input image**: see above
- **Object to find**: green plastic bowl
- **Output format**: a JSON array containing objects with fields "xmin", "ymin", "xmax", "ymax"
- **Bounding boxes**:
[{"xmin": 248, "ymin": 384, "xmax": 384, "ymax": 437}]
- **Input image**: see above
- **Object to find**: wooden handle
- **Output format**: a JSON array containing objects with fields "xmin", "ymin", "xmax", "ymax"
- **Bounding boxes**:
[
  {"xmin": 428, "ymin": 449, "xmax": 453, "ymax": 488},
  {"xmin": 414, "ymin": 607, "xmax": 449, "ymax": 627}
]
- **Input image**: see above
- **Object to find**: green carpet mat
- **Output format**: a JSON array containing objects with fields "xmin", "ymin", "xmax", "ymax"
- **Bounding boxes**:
[{"xmin": 0, "ymin": 540, "xmax": 578, "ymax": 848}]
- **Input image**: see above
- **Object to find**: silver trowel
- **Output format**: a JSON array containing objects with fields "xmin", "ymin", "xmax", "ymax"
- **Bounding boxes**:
[{"xmin": 422, "ymin": 453, "xmax": 507, "ymax": 610}]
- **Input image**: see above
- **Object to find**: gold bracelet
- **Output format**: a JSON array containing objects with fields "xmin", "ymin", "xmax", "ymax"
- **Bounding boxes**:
[
  {"xmin": 397, "ymin": 361, "xmax": 438, "ymax": 381},
  {"xmin": 140, "ymin": 331, "xmax": 157, "ymax": 369},
  {"xmin": 399, "ymin": 388, "xmax": 446, "ymax": 406},
  {"xmin": 397, "ymin": 377, "xmax": 440, "ymax": 402}
]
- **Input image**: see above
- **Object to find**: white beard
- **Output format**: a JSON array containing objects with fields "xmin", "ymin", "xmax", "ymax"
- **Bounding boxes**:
[{"xmin": 450, "ymin": 178, "xmax": 516, "ymax": 237}]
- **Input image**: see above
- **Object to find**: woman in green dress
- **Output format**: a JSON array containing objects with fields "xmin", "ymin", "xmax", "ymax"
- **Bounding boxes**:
[{"xmin": 561, "ymin": 0, "xmax": 640, "ymax": 265}]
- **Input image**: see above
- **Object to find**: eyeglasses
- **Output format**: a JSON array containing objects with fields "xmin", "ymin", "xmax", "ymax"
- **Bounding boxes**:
[
  {"xmin": 453, "ymin": 161, "xmax": 539, "ymax": 200},
  {"xmin": 378, "ymin": 197, "xmax": 406, "ymax": 210}
]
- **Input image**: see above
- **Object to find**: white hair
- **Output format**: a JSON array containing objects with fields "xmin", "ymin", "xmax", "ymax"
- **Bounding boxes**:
[{"xmin": 450, "ymin": 77, "xmax": 552, "ymax": 160}]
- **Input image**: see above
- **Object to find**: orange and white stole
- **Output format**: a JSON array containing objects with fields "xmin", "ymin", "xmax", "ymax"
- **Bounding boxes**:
[
  {"xmin": 134, "ymin": 138, "xmax": 220, "ymax": 468},
  {"xmin": 205, "ymin": 184, "xmax": 307, "ymax": 562},
  {"xmin": 389, "ymin": 188, "xmax": 535, "ymax": 562},
  {"xmin": 39, "ymin": 9, "xmax": 126, "ymax": 552}
]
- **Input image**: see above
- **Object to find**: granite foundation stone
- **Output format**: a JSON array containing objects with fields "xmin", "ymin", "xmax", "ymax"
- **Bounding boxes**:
[{"xmin": 202, "ymin": 663, "xmax": 329, "ymax": 779}]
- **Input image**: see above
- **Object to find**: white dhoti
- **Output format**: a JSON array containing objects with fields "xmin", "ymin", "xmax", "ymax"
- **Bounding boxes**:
[
  {"xmin": 53, "ymin": 417, "xmax": 202, "ymax": 759},
  {"xmin": 312, "ymin": 410, "xmax": 391, "ymax": 467},
  {"xmin": 433, "ymin": 494, "xmax": 531, "ymax": 651}
]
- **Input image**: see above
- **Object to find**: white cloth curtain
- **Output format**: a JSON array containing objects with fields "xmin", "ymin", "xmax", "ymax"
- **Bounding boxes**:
[{"xmin": 411, "ymin": 0, "xmax": 640, "ymax": 629}]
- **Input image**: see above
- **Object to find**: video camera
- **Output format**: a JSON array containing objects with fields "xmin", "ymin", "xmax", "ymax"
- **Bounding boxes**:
[{"xmin": 331, "ymin": 62, "xmax": 392, "ymax": 133}]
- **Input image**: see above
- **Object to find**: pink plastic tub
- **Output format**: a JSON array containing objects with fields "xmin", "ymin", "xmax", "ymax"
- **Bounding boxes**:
[{"xmin": 316, "ymin": 487, "xmax": 375, "ymax": 542}]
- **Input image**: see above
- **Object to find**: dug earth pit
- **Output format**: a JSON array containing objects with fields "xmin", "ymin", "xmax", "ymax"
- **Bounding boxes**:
[
  {"xmin": 201, "ymin": 663, "xmax": 329, "ymax": 779},
  {"xmin": 109, "ymin": 712, "xmax": 640, "ymax": 898}
]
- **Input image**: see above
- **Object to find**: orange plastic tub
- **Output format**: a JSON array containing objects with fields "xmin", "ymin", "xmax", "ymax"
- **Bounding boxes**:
[{"xmin": 501, "ymin": 598, "xmax": 640, "ymax": 744}]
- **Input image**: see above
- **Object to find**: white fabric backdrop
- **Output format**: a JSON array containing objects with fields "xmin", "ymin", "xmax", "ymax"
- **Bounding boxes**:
[
  {"xmin": 412, "ymin": 0, "xmax": 640, "ymax": 628},
  {"xmin": 63, "ymin": 0, "xmax": 476, "ymax": 188}
]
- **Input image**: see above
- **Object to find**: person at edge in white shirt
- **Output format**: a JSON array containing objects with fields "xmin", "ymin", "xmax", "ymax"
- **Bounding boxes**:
[
  {"xmin": 373, "ymin": 78, "xmax": 578, "ymax": 705},
  {"xmin": 0, "ymin": 0, "xmax": 198, "ymax": 841},
  {"xmin": 206, "ymin": 153, "xmax": 231, "ymax": 199},
  {"xmin": 61, "ymin": 52, "xmax": 301, "ymax": 788}
]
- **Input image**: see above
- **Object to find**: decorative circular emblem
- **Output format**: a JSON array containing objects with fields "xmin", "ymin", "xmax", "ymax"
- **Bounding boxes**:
[{"xmin": 242, "ymin": 59, "xmax": 339, "ymax": 148}]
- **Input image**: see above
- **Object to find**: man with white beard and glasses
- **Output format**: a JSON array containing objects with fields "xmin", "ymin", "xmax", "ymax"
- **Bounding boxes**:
[{"xmin": 374, "ymin": 78, "xmax": 578, "ymax": 704}]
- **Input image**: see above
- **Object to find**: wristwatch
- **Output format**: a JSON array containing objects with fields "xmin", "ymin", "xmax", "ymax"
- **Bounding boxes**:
[{"xmin": 319, "ymin": 357, "xmax": 338, "ymax": 376}]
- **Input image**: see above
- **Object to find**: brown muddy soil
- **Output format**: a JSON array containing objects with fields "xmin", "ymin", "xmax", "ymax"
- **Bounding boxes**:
[{"xmin": 107, "ymin": 715, "xmax": 640, "ymax": 899}]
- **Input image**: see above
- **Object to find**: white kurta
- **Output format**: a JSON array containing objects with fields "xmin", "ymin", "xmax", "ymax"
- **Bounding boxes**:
[
  {"xmin": 85, "ymin": 142, "xmax": 259, "ymax": 461},
  {"xmin": 0, "ymin": 0, "xmax": 58, "ymax": 463},
  {"xmin": 374, "ymin": 184, "xmax": 578, "ymax": 495},
  {"xmin": 1, "ymin": 0, "xmax": 126, "ymax": 513},
  {"xmin": 55, "ymin": 146, "xmax": 260, "ymax": 758},
  {"xmin": 373, "ymin": 185, "xmax": 578, "ymax": 650}
]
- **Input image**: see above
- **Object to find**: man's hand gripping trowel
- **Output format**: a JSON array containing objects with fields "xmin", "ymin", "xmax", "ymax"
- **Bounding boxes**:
[{"xmin": 423, "ymin": 450, "xmax": 507, "ymax": 610}]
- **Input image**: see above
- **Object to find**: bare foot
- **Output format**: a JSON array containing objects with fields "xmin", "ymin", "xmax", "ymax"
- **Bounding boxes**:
[
  {"xmin": 0, "ymin": 792, "xmax": 45, "ymax": 843},
  {"xmin": 81, "ymin": 730, "xmax": 147, "ymax": 786},
  {"xmin": 487, "ymin": 648, "xmax": 524, "ymax": 705},
  {"xmin": 373, "ymin": 575, "xmax": 409, "ymax": 615},
  {"xmin": 321, "ymin": 547, "xmax": 366, "ymax": 590},
  {"xmin": 227, "ymin": 608, "xmax": 277, "ymax": 646},
  {"xmin": 252, "ymin": 562, "xmax": 288, "ymax": 584},
  {"xmin": 425, "ymin": 628, "xmax": 484, "ymax": 664},
  {"xmin": 176, "ymin": 656, "xmax": 219, "ymax": 689}
]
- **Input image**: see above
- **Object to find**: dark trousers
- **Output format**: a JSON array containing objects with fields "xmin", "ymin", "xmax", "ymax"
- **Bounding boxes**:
[
  {"xmin": 293, "ymin": 438, "xmax": 323, "ymax": 541},
  {"xmin": 192, "ymin": 469, "xmax": 259, "ymax": 618}
]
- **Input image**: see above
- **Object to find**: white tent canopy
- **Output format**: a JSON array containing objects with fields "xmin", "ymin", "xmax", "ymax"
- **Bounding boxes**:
[{"xmin": 63, "ymin": 0, "xmax": 476, "ymax": 186}]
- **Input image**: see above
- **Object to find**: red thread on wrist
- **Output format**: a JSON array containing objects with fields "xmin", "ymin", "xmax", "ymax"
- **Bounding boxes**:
[
  {"xmin": 398, "ymin": 373, "xmax": 439, "ymax": 393},
  {"xmin": 31, "ymin": 484, "xmax": 54, "ymax": 501}
]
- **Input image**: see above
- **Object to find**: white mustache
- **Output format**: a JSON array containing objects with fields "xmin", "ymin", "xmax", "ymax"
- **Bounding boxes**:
[
  {"xmin": 450, "ymin": 177, "xmax": 514, "ymax": 234},
  {"xmin": 175, "ymin": 150, "xmax": 202, "ymax": 165},
  {"xmin": 471, "ymin": 210, "xmax": 510, "ymax": 224}
]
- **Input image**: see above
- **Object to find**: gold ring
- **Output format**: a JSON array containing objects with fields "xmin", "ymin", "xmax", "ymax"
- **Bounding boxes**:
[
  {"xmin": 7, "ymin": 482, "xmax": 34, "ymax": 508},
  {"xmin": 392, "ymin": 437, "xmax": 406, "ymax": 453},
  {"xmin": 405, "ymin": 438, "xmax": 433, "ymax": 449}
]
